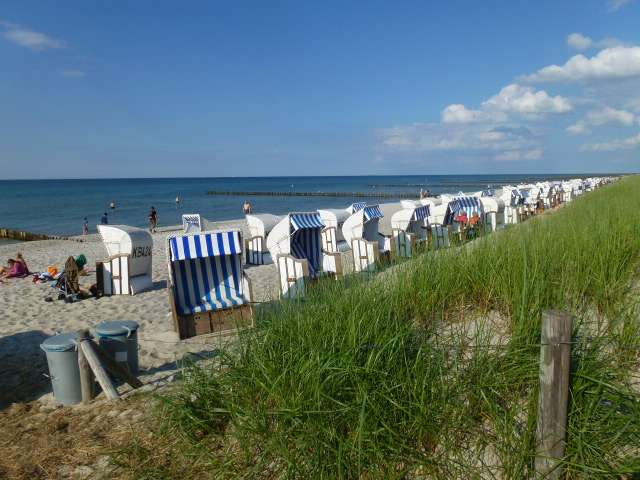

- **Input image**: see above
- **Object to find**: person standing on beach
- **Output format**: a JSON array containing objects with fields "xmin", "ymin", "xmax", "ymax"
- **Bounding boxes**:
[
  {"xmin": 149, "ymin": 206, "xmax": 158, "ymax": 233},
  {"xmin": 83, "ymin": 217, "xmax": 89, "ymax": 235},
  {"xmin": 243, "ymin": 200, "xmax": 253, "ymax": 214},
  {"xmin": 101, "ymin": 212, "xmax": 108, "ymax": 225},
  {"xmin": 110, "ymin": 201, "xmax": 116, "ymax": 211}
]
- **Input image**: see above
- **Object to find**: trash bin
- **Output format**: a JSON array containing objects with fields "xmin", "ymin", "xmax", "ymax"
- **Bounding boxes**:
[
  {"xmin": 40, "ymin": 333, "xmax": 82, "ymax": 405},
  {"xmin": 95, "ymin": 320, "xmax": 139, "ymax": 374}
]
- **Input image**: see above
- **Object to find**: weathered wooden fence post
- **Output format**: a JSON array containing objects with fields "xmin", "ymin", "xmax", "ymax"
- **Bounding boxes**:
[{"xmin": 535, "ymin": 310, "xmax": 572, "ymax": 479}]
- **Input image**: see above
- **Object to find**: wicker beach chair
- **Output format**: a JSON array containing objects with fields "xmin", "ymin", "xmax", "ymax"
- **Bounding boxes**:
[
  {"xmin": 166, "ymin": 230, "xmax": 253, "ymax": 339},
  {"xmin": 267, "ymin": 212, "xmax": 342, "ymax": 299},
  {"xmin": 391, "ymin": 203, "xmax": 430, "ymax": 258}
]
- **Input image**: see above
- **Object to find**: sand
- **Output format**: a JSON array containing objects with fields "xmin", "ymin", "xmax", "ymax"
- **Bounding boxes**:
[{"xmin": 0, "ymin": 219, "xmax": 288, "ymax": 408}]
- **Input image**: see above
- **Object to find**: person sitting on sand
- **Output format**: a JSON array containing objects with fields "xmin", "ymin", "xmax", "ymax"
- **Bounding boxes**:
[
  {"xmin": 454, "ymin": 210, "xmax": 468, "ymax": 225},
  {"xmin": 0, "ymin": 259, "xmax": 14, "ymax": 276},
  {"xmin": 15, "ymin": 252, "xmax": 29, "ymax": 275},
  {"xmin": 0, "ymin": 258, "xmax": 27, "ymax": 280}
]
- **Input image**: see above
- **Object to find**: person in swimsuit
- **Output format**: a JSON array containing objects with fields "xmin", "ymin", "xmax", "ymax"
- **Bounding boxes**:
[{"xmin": 149, "ymin": 207, "xmax": 158, "ymax": 233}]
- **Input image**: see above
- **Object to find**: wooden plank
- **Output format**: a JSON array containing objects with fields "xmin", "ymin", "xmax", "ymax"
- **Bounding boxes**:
[
  {"xmin": 78, "ymin": 337, "xmax": 120, "ymax": 401},
  {"xmin": 535, "ymin": 310, "xmax": 572, "ymax": 479},
  {"xmin": 76, "ymin": 330, "xmax": 95, "ymax": 404},
  {"xmin": 91, "ymin": 340, "xmax": 143, "ymax": 389}
]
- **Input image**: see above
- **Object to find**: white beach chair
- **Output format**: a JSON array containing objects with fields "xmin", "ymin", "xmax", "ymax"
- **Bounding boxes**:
[
  {"xmin": 96, "ymin": 225, "xmax": 153, "ymax": 296},
  {"xmin": 342, "ymin": 204, "xmax": 386, "ymax": 272},
  {"xmin": 182, "ymin": 214, "xmax": 202, "ymax": 234},
  {"xmin": 267, "ymin": 212, "xmax": 342, "ymax": 299},
  {"xmin": 166, "ymin": 230, "xmax": 253, "ymax": 339},
  {"xmin": 245, "ymin": 213, "xmax": 283, "ymax": 265},
  {"xmin": 390, "ymin": 202, "xmax": 430, "ymax": 257},
  {"xmin": 318, "ymin": 202, "xmax": 366, "ymax": 254}
]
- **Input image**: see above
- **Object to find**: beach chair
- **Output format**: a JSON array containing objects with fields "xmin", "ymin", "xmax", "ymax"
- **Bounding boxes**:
[
  {"xmin": 391, "ymin": 202, "xmax": 430, "ymax": 257},
  {"xmin": 182, "ymin": 214, "xmax": 202, "ymax": 234},
  {"xmin": 342, "ymin": 205, "xmax": 386, "ymax": 272},
  {"xmin": 267, "ymin": 212, "xmax": 342, "ymax": 298},
  {"xmin": 444, "ymin": 196, "xmax": 483, "ymax": 241},
  {"xmin": 96, "ymin": 225, "xmax": 153, "ymax": 296},
  {"xmin": 166, "ymin": 230, "xmax": 253, "ymax": 339},
  {"xmin": 318, "ymin": 202, "xmax": 366, "ymax": 254},
  {"xmin": 244, "ymin": 214, "xmax": 283, "ymax": 265}
]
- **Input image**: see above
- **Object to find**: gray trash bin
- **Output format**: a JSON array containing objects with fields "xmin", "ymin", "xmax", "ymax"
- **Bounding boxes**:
[
  {"xmin": 40, "ymin": 333, "xmax": 82, "ymax": 405},
  {"xmin": 95, "ymin": 320, "xmax": 139, "ymax": 374}
]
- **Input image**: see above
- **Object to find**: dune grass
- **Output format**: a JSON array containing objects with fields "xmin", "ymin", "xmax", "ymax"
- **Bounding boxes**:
[{"xmin": 116, "ymin": 176, "xmax": 640, "ymax": 479}]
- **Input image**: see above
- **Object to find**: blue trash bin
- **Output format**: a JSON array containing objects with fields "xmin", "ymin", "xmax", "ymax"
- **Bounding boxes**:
[
  {"xmin": 40, "ymin": 333, "xmax": 82, "ymax": 405},
  {"xmin": 95, "ymin": 320, "xmax": 139, "ymax": 374}
]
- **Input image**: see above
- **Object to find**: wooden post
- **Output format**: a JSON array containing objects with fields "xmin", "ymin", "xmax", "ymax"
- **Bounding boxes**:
[
  {"xmin": 77, "ymin": 330, "xmax": 95, "ymax": 404},
  {"xmin": 77, "ymin": 335, "xmax": 120, "ymax": 401},
  {"xmin": 535, "ymin": 310, "xmax": 572, "ymax": 479}
]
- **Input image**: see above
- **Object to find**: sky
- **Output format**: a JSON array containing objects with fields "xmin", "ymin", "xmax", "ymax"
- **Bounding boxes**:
[{"xmin": 0, "ymin": 0, "xmax": 639, "ymax": 179}]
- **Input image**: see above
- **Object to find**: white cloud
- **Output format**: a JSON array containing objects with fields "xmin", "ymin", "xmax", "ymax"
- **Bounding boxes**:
[
  {"xmin": 60, "ymin": 69, "xmax": 86, "ymax": 78},
  {"xmin": 566, "ymin": 123, "xmax": 590, "ymax": 135},
  {"xmin": 0, "ymin": 21, "xmax": 64, "ymax": 51},
  {"xmin": 495, "ymin": 148, "xmax": 543, "ymax": 162},
  {"xmin": 568, "ymin": 33, "xmax": 592, "ymax": 50},
  {"xmin": 481, "ymin": 84, "xmax": 572, "ymax": 114},
  {"xmin": 525, "ymin": 46, "xmax": 640, "ymax": 82},
  {"xmin": 382, "ymin": 84, "xmax": 569, "ymax": 162},
  {"xmin": 442, "ymin": 104, "xmax": 486, "ymax": 123},
  {"xmin": 582, "ymin": 132, "xmax": 640, "ymax": 150},
  {"xmin": 609, "ymin": 0, "xmax": 633, "ymax": 11},
  {"xmin": 567, "ymin": 106, "xmax": 636, "ymax": 134},
  {"xmin": 567, "ymin": 33, "xmax": 626, "ymax": 51}
]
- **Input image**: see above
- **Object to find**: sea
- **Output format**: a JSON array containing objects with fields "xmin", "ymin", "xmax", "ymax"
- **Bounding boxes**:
[{"xmin": 0, "ymin": 175, "xmax": 603, "ymax": 237}]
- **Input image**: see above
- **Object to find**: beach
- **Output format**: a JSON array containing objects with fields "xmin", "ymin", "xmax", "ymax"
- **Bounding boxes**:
[{"xmin": 0, "ymin": 218, "xmax": 286, "ymax": 408}]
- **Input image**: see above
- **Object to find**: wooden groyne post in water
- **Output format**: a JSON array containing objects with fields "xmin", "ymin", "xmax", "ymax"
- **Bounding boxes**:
[
  {"xmin": 0, "ymin": 227, "xmax": 86, "ymax": 243},
  {"xmin": 206, "ymin": 190, "xmax": 418, "ymax": 199}
]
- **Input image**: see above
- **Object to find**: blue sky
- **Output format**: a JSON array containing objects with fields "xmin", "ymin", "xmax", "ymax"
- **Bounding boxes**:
[{"xmin": 1, "ymin": 0, "xmax": 639, "ymax": 179}]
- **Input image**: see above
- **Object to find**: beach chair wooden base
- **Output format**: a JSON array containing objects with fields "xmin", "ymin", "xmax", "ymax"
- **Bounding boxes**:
[
  {"xmin": 352, "ymin": 239, "xmax": 380, "ymax": 272},
  {"xmin": 277, "ymin": 254, "xmax": 310, "ymax": 299},
  {"xmin": 322, "ymin": 251, "xmax": 343, "ymax": 278},
  {"xmin": 391, "ymin": 229, "xmax": 416, "ymax": 258},
  {"xmin": 177, "ymin": 305, "xmax": 253, "ymax": 339}
]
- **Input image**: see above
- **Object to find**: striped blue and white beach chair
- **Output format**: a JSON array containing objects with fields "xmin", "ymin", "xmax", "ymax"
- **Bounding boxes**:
[
  {"xmin": 166, "ymin": 230, "xmax": 253, "ymax": 339},
  {"xmin": 267, "ymin": 212, "xmax": 343, "ymax": 299},
  {"xmin": 444, "ymin": 196, "xmax": 483, "ymax": 225}
]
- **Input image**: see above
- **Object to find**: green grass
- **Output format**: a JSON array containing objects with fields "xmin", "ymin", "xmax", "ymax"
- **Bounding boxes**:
[{"xmin": 115, "ymin": 176, "xmax": 640, "ymax": 479}]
